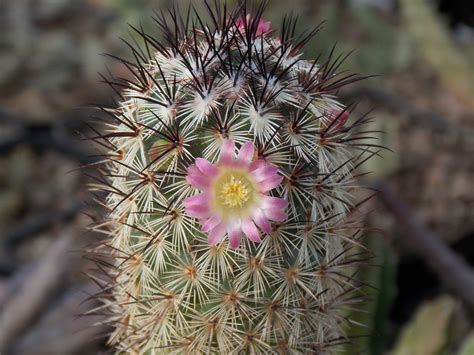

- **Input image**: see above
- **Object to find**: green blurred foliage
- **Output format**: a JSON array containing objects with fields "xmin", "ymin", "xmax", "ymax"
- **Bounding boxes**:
[
  {"xmin": 343, "ymin": 235, "xmax": 398, "ymax": 355},
  {"xmin": 390, "ymin": 295, "xmax": 471, "ymax": 355},
  {"xmin": 458, "ymin": 332, "xmax": 474, "ymax": 355},
  {"xmin": 400, "ymin": 0, "xmax": 474, "ymax": 106}
]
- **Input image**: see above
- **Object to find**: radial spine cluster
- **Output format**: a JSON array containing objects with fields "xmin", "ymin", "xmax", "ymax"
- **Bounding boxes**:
[{"xmin": 89, "ymin": 1, "xmax": 376, "ymax": 353}]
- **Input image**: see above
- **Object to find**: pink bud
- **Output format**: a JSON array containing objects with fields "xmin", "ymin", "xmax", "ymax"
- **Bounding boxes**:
[
  {"xmin": 329, "ymin": 109, "xmax": 350, "ymax": 130},
  {"xmin": 234, "ymin": 14, "xmax": 271, "ymax": 36}
]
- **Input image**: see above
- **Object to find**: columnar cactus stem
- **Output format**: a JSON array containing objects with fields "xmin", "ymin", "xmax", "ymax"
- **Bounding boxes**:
[{"xmin": 89, "ymin": 2, "xmax": 376, "ymax": 353}]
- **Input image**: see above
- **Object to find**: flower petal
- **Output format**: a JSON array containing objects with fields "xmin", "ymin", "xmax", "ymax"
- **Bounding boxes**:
[
  {"xmin": 261, "ymin": 196, "xmax": 288, "ymax": 210},
  {"xmin": 196, "ymin": 158, "xmax": 219, "ymax": 177},
  {"xmin": 185, "ymin": 204, "xmax": 211, "ymax": 219},
  {"xmin": 183, "ymin": 194, "xmax": 209, "ymax": 207},
  {"xmin": 237, "ymin": 141, "xmax": 254, "ymax": 165},
  {"xmin": 259, "ymin": 174, "xmax": 284, "ymax": 192},
  {"xmin": 242, "ymin": 219, "xmax": 261, "ymax": 242},
  {"xmin": 201, "ymin": 215, "xmax": 222, "ymax": 233},
  {"xmin": 263, "ymin": 208, "xmax": 287, "ymax": 222},
  {"xmin": 208, "ymin": 223, "xmax": 226, "ymax": 246},
  {"xmin": 252, "ymin": 209, "xmax": 272, "ymax": 233},
  {"xmin": 186, "ymin": 165, "xmax": 210, "ymax": 189},
  {"xmin": 249, "ymin": 159, "xmax": 266, "ymax": 171},
  {"xmin": 219, "ymin": 139, "xmax": 235, "ymax": 165},
  {"xmin": 251, "ymin": 164, "xmax": 279, "ymax": 183},
  {"xmin": 228, "ymin": 223, "xmax": 242, "ymax": 249}
]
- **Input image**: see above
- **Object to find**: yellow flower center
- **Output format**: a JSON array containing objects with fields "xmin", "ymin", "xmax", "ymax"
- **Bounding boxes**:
[
  {"xmin": 212, "ymin": 170, "xmax": 258, "ymax": 218},
  {"xmin": 220, "ymin": 176, "xmax": 250, "ymax": 208}
]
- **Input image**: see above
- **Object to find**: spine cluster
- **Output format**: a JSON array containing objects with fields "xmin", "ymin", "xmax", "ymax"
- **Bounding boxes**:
[{"xmin": 89, "ymin": 2, "xmax": 376, "ymax": 354}]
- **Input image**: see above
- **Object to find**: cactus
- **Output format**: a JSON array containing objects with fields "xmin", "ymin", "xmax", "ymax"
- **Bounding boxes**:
[{"xmin": 90, "ymin": 1, "xmax": 376, "ymax": 353}]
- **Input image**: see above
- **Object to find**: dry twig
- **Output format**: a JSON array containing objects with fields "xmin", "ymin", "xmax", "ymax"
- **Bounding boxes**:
[{"xmin": 375, "ymin": 181, "xmax": 474, "ymax": 310}]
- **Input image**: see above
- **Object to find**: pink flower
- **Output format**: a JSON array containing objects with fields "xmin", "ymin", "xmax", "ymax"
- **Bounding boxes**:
[
  {"xmin": 184, "ymin": 140, "xmax": 287, "ymax": 249},
  {"xmin": 234, "ymin": 14, "xmax": 271, "ymax": 37}
]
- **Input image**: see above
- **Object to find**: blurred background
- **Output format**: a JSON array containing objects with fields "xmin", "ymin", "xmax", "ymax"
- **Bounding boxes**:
[{"xmin": 0, "ymin": 0, "xmax": 473, "ymax": 354}]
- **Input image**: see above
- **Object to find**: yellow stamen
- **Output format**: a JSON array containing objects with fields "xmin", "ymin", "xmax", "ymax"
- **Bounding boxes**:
[{"xmin": 220, "ymin": 176, "xmax": 250, "ymax": 208}]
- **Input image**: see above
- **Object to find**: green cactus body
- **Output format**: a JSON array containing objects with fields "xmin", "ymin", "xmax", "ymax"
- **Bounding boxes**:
[{"xmin": 91, "ymin": 2, "xmax": 374, "ymax": 353}]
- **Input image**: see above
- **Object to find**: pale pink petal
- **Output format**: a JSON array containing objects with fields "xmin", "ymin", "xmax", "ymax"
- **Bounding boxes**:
[
  {"xmin": 186, "ymin": 165, "xmax": 210, "ymax": 189},
  {"xmin": 187, "ymin": 164, "xmax": 204, "ymax": 178},
  {"xmin": 227, "ymin": 221, "xmax": 242, "ymax": 249},
  {"xmin": 186, "ymin": 204, "xmax": 211, "ymax": 219},
  {"xmin": 242, "ymin": 219, "xmax": 261, "ymax": 242},
  {"xmin": 201, "ymin": 215, "xmax": 222, "ymax": 233},
  {"xmin": 259, "ymin": 174, "xmax": 284, "ymax": 192},
  {"xmin": 251, "ymin": 164, "xmax": 279, "ymax": 182},
  {"xmin": 187, "ymin": 174, "xmax": 210, "ymax": 190},
  {"xmin": 263, "ymin": 208, "xmax": 287, "ymax": 222},
  {"xmin": 208, "ymin": 224, "xmax": 226, "ymax": 246},
  {"xmin": 249, "ymin": 159, "xmax": 266, "ymax": 171},
  {"xmin": 237, "ymin": 141, "xmax": 254, "ymax": 165},
  {"xmin": 261, "ymin": 196, "xmax": 288, "ymax": 210},
  {"xmin": 183, "ymin": 194, "xmax": 209, "ymax": 207},
  {"xmin": 196, "ymin": 158, "xmax": 219, "ymax": 177},
  {"xmin": 219, "ymin": 139, "xmax": 235, "ymax": 165},
  {"xmin": 252, "ymin": 209, "xmax": 272, "ymax": 233}
]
